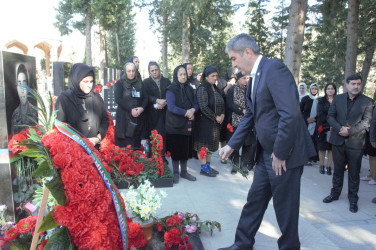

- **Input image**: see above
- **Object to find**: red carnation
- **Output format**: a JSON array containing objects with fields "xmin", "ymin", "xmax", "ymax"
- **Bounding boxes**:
[
  {"xmin": 179, "ymin": 243, "xmax": 193, "ymax": 250},
  {"xmin": 199, "ymin": 147, "xmax": 207, "ymax": 160},
  {"xmin": 16, "ymin": 217, "xmax": 33, "ymax": 233},
  {"xmin": 157, "ymin": 222, "xmax": 164, "ymax": 232},
  {"xmin": 166, "ymin": 151, "xmax": 171, "ymax": 158},
  {"xmin": 318, "ymin": 125, "xmax": 323, "ymax": 133},
  {"xmin": 94, "ymin": 84, "xmax": 103, "ymax": 93},
  {"xmin": 166, "ymin": 215, "xmax": 182, "ymax": 227},
  {"xmin": 106, "ymin": 82, "xmax": 111, "ymax": 87},
  {"xmin": 164, "ymin": 228, "xmax": 181, "ymax": 246},
  {"xmin": 112, "ymin": 80, "xmax": 116, "ymax": 83},
  {"xmin": 227, "ymin": 123, "xmax": 234, "ymax": 133},
  {"xmin": 4, "ymin": 227, "xmax": 18, "ymax": 242}
]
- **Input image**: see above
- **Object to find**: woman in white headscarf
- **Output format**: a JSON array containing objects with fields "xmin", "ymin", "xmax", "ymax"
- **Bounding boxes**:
[
  {"xmin": 300, "ymin": 83, "xmax": 320, "ymax": 163},
  {"xmin": 298, "ymin": 82, "xmax": 307, "ymax": 102}
]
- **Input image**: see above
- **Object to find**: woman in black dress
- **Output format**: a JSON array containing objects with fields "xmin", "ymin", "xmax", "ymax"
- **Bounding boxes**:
[
  {"xmin": 300, "ymin": 83, "xmax": 320, "ymax": 163},
  {"xmin": 114, "ymin": 62, "xmax": 147, "ymax": 149},
  {"xmin": 194, "ymin": 65, "xmax": 225, "ymax": 177},
  {"xmin": 55, "ymin": 63, "xmax": 109, "ymax": 149},
  {"xmin": 316, "ymin": 83, "xmax": 336, "ymax": 174},
  {"xmin": 166, "ymin": 65, "xmax": 198, "ymax": 183}
]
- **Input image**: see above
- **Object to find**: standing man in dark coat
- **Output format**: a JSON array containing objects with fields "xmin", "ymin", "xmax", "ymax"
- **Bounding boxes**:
[
  {"xmin": 219, "ymin": 33, "xmax": 316, "ymax": 250},
  {"xmin": 323, "ymin": 75, "xmax": 373, "ymax": 213},
  {"xmin": 143, "ymin": 61, "xmax": 171, "ymax": 160}
]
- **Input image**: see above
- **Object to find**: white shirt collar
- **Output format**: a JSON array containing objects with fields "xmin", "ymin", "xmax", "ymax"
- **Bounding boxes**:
[{"xmin": 250, "ymin": 55, "xmax": 262, "ymax": 76}]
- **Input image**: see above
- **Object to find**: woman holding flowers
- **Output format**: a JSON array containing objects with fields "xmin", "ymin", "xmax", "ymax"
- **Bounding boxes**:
[
  {"xmin": 166, "ymin": 65, "xmax": 198, "ymax": 183},
  {"xmin": 194, "ymin": 65, "xmax": 225, "ymax": 177},
  {"xmin": 55, "ymin": 63, "xmax": 109, "ymax": 149}
]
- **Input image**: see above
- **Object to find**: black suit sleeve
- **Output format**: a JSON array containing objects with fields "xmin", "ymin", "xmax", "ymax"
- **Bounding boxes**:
[
  {"xmin": 348, "ymin": 97, "xmax": 373, "ymax": 136},
  {"xmin": 266, "ymin": 61, "xmax": 300, "ymax": 160}
]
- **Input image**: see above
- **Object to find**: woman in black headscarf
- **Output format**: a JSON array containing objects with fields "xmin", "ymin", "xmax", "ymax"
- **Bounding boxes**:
[
  {"xmin": 183, "ymin": 63, "xmax": 199, "ymax": 90},
  {"xmin": 115, "ymin": 62, "xmax": 147, "ymax": 149},
  {"xmin": 55, "ymin": 63, "xmax": 109, "ymax": 148},
  {"xmin": 195, "ymin": 65, "xmax": 225, "ymax": 177},
  {"xmin": 128, "ymin": 56, "xmax": 142, "ymax": 81},
  {"xmin": 166, "ymin": 65, "xmax": 198, "ymax": 184}
]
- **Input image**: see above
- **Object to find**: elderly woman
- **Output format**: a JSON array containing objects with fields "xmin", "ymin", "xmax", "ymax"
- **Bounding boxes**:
[
  {"xmin": 195, "ymin": 65, "xmax": 225, "ymax": 177},
  {"xmin": 301, "ymin": 83, "xmax": 320, "ymax": 164},
  {"xmin": 11, "ymin": 63, "xmax": 38, "ymax": 135},
  {"xmin": 115, "ymin": 62, "xmax": 147, "ymax": 149},
  {"xmin": 166, "ymin": 65, "xmax": 198, "ymax": 184},
  {"xmin": 55, "ymin": 63, "xmax": 109, "ymax": 148}
]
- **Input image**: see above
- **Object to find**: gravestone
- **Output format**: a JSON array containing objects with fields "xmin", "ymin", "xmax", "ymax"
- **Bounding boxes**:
[
  {"xmin": 103, "ymin": 67, "xmax": 121, "ymax": 122},
  {"xmin": 0, "ymin": 51, "xmax": 38, "ymax": 222}
]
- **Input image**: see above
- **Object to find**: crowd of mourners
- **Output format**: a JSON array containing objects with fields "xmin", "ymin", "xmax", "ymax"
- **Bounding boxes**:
[{"xmin": 54, "ymin": 54, "xmax": 376, "ymax": 212}]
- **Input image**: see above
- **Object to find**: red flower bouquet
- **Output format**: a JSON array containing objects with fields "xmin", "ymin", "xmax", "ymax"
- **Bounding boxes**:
[
  {"xmin": 93, "ymin": 84, "xmax": 103, "ymax": 93},
  {"xmin": 199, "ymin": 147, "xmax": 208, "ymax": 160},
  {"xmin": 227, "ymin": 123, "xmax": 234, "ymax": 133}
]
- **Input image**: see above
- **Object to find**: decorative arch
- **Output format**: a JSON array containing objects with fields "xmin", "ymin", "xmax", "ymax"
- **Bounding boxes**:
[
  {"xmin": 34, "ymin": 41, "xmax": 52, "ymax": 77},
  {"xmin": 5, "ymin": 40, "xmax": 28, "ymax": 54}
]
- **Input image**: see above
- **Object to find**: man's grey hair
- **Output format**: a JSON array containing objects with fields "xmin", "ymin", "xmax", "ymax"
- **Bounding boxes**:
[
  {"xmin": 124, "ymin": 62, "xmax": 136, "ymax": 70},
  {"xmin": 225, "ymin": 33, "xmax": 260, "ymax": 55}
]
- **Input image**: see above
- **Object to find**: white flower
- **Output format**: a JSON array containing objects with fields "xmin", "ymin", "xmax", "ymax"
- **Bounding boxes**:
[{"xmin": 0, "ymin": 205, "xmax": 7, "ymax": 212}]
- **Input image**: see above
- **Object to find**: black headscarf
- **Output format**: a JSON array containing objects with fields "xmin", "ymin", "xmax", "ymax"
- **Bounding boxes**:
[
  {"xmin": 172, "ymin": 65, "xmax": 187, "ymax": 84},
  {"xmin": 182, "ymin": 63, "xmax": 193, "ymax": 81},
  {"xmin": 128, "ymin": 56, "xmax": 138, "ymax": 64},
  {"xmin": 68, "ymin": 63, "xmax": 95, "ymax": 99},
  {"xmin": 226, "ymin": 67, "xmax": 235, "ymax": 81},
  {"xmin": 202, "ymin": 65, "xmax": 218, "ymax": 79},
  {"xmin": 122, "ymin": 62, "xmax": 142, "ymax": 90}
]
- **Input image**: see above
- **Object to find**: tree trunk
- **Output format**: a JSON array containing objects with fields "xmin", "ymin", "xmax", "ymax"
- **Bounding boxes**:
[
  {"xmin": 283, "ymin": 0, "xmax": 308, "ymax": 84},
  {"xmin": 361, "ymin": 44, "xmax": 375, "ymax": 92},
  {"xmin": 344, "ymin": 0, "xmax": 359, "ymax": 89},
  {"xmin": 181, "ymin": 13, "xmax": 190, "ymax": 64},
  {"xmin": 115, "ymin": 33, "xmax": 120, "ymax": 66},
  {"xmin": 85, "ymin": 6, "xmax": 92, "ymax": 66},
  {"xmin": 99, "ymin": 25, "xmax": 107, "ymax": 73},
  {"xmin": 162, "ymin": 27, "xmax": 168, "ymax": 77}
]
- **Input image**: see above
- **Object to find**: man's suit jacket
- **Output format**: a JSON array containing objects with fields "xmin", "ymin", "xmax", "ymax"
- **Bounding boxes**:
[
  {"xmin": 327, "ymin": 93, "xmax": 373, "ymax": 149},
  {"xmin": 228, "ymin": 56, "xmax": 316, "ymax": 169}
]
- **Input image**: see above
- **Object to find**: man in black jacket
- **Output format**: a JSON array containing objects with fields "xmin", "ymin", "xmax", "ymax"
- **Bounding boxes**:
[
  {"xmin": 142, "ymin": 61, "xmax": 171, "ymax": 161},
  {"xmin": 323, "ymin": 75, "xmax": 373, "ymax": 213}
]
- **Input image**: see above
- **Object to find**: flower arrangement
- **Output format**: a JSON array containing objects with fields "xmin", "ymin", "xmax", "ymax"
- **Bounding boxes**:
[
  {"xmin": 93, "ymin": 83, "xmax": 103, "ymax": 93},
  {"xmin": 1, "ymin": 215, "xmax": 48, "ymax": 249},
  {"xmin": 156, "ymin": 212, "xmax": 221, "ymax": 250},
  {"xmin": 122, "ymin": 180, "xmax": 167, "ymax": 222}
]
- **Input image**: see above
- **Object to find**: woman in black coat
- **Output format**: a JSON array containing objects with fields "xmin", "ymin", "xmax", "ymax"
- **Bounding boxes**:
[
  {"xmin": 115, "ymin": 62, "xmax": 147, "ymax": 149},
  {"xmin": 55, "ymin": 63, "xmax": 109, "ymax": 148},
  {"xmin": 166, "ymin": 65, "xmax": 198, "ymax": 183},
  {"xmin": 194, "ymin": 65, "xmax": 225, "ymax": 177},
  {"xmin": 316, "ymin": 83, "xmax": 336, "ymax": 175}
]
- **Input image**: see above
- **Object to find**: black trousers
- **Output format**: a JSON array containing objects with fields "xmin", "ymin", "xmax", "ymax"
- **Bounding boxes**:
[
  {"xmin": 234, "ymin": 150, "xmax": 303, "ymax": 250},
  {"xmin": 331, "ymin": 145, "xmax": 363, "ymax": 203}
]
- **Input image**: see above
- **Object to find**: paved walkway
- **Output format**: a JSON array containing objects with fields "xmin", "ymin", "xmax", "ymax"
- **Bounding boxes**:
[{"xmin": 123, "ymin": 153, "xmax": 376, "ymax": 250}]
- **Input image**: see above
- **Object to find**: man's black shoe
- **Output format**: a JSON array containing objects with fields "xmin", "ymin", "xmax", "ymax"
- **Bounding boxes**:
[
  {"xmin": 323, "ymin": 195, "xmax": 339, "ymax": 203},
  {"xmin": 349, "ymin": 203, "xmax": 358, "ymax": 213}
]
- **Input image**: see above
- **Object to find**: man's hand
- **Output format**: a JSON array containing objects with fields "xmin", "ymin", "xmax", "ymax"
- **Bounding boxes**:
[
  {"xmin": 307, "ymin": 117, "xmax": 316, "ymax": 123},
  {"xmin": 271, "ymin": 153, "xmax": 286, "ymax": 176},
  {"xmin": 88, "ymin": 137, "xmax": 100, "ymax": 146},
  {"xmin": 339, "ymin": 126, "xmax": 350, "ymax": 137},
  {"xmin": 219, "ymin": 145, "xmax": 234, "ymax": 161}
]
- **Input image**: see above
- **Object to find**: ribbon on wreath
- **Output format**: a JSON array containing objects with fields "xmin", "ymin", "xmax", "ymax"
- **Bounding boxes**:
[{"xmin": 55, "ymin": 120, "xmax": 128, "ymax": 249}]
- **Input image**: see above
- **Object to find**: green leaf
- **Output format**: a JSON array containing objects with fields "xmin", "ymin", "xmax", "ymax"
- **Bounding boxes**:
[
  {"xmin": 33, "ymin": 161, "xmax": 53, "ymax": 178},
  {"xmin": 44, "ymin": 227, "xmax": 75, "ymax": 250},
  {"xmin": 9, "ymin": 154, "xmax": 24, "ymax": 163},
  {"xmin": 38, "ymin": 211, "xmax": 59, "ymax": 232},
  {"xmin": 19, "ymin": 148, "xmax": 45, "ymax": 158},
  {"xmin": 46, "ymin": 175, "xmax": 67, "ymax": 206}
]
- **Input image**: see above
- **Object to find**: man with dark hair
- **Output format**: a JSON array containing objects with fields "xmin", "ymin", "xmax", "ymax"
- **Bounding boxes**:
[
  {"xmin": 323, "ymin": 74, "xmax": 373, "ymax": 213},
  {"xmin": 219, "ymin": 33, "xmax": 316, "ymax": 250},
  {"xmin": 142, "ymin": 61, "xmax": 171, "ymax": 162}
]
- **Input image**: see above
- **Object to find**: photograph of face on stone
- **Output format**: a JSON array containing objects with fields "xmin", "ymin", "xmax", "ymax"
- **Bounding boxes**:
[{"xmin": 2, "ymin": 51, "xmax": 37, "ymax": 136}]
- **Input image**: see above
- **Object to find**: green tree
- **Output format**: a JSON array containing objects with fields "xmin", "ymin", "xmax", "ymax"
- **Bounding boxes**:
[
  {"xmin": 269, "ymin": 0, "xmax": 289, "ymax": 60},
  {"xmin": 244, "ymin": 0, "xmax": 273, "ymax": 58}
]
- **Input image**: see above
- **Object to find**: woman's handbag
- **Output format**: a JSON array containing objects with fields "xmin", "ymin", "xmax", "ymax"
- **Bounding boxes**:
[{"xmin": 125, "ymin": 121, "xmax": 138, "ymax": 137}]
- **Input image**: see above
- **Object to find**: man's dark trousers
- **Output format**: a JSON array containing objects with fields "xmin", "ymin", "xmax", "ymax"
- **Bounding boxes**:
[
  {"xmin": 234, "ymin": 150, "xmax": 303, "ymax": 250},
  {"xmin": 331, "ymin": 144, "xmax": 363, "ymax": 203}
]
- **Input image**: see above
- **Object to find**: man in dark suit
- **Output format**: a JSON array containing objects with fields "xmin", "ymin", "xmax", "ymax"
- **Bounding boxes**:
[
  {"xmin": 219, "ymin": 33, "xmax": 316, "ymax": 250},
  {"xmin": 323, "ymin": 75, "xmax": 373, "ymax": 213}
]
